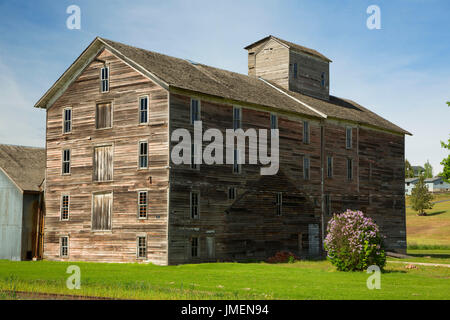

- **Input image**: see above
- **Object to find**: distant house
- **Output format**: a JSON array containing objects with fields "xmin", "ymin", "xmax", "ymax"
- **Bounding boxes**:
[
  {"xmin": 0, "ymin": 144, "xmax": 45, "ymax": 261},
  {"xmin": 412, "ymin": 166, "xmax": 425, "ymax": 177},
  {"xmin": 405, "ymin": 177, "xmax": 419, "ymax": 195},
  {"xmin": 425, "ymin": 177, "xmax": 450, "ymax": 193}
]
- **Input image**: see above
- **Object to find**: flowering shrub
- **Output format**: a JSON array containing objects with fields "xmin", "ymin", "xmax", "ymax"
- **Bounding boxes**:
[
  {"xmin": 324, "ymin": 210, "xmax": 386, "ymax": 271},
  {"xmin": 266, "ymin": 251, "xmax": 300, "ymax": 263}
]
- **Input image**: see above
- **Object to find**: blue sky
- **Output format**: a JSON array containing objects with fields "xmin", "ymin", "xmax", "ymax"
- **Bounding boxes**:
[{"xmin": 0, "ymin": 0, "xmax": 449, "ymax": 173}]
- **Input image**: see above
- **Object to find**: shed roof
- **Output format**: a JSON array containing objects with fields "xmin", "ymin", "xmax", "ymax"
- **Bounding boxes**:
[{"xmin": 0, "ymin": 144, "xmax": 45, "ymax": 192}]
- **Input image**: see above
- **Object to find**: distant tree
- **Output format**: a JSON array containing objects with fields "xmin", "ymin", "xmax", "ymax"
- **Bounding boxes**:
[
  {"xmin": 423, "ymin": 160, "xmax": 433, "ymax": 178},
  {"xmin": 405, "ymin": 159, "xmax": 414, "ymax": 178},
  {"xmin": 410, "ymin": 175, "xmax": 434, "ymax": 216},
  {"xmin": 440, "ymin": 136, "xmax": 450, "ymax": 183}
]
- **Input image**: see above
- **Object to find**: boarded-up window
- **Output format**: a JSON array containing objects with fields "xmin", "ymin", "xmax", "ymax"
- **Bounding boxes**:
[
  {"xmin": 92, "ymin": 192, "xmax": 112, "ymax": 231},
  {"xmin": 206, "ymin": 237, "xmax": 215, "ymax": 259},
  {"xmin": 96, "ymin": 103, "xmax": 112, "ymax": 129},
  {"xmin": 94, "ymin": 145, "xmax": 113, "ymax": 181}
]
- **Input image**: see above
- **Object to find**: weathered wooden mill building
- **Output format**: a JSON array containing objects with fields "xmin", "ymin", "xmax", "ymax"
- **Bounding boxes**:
[{"xmin": 35, "ymin": 35, "xmax": 410, "ymax": 265}]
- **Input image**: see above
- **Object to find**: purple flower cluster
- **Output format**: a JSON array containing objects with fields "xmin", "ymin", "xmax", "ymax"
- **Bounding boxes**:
[{"xmin": 324, "ymin": 209, "xmax": 386, "ymax": 271}]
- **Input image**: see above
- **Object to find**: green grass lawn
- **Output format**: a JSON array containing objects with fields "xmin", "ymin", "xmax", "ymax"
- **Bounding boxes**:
[
  {"xmin": 406, "ymin": 193, "xmax": 450, "ymax": 247},
  {"xmin": 0, "ymin": 259, "xmax": 449, "ymax": 300}
]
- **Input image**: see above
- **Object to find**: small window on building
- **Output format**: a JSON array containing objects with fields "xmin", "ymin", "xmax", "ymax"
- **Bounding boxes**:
[
  {"xmin": 270, "ymin": 114, "xmax": 278, "ymax": 130},
  {"xmin": 190, "ymin": 191, "xmax": 199, "ymax": 219},
  {"xmin": 276, "ymin": 192, "xmax": 282, "ymax": 216},
  {"xmin": 101, "ymin": 66, "xmax": 109, "ymax": 93},
  {"xmin": 137, "ymin": 236, "xmax": 147, "ymax": 259},
  {"xmin": 63, "ymin": 108, "xmax": 72, "ymax": 133},
  {"xmin": 346, "ymin": 127, "xmax": 352, "ymax": 149},
  {"xmin": 62, "ymin": 149, "xmax": 71, "ymax": 175},
  {"xmin": 233, "ymin": 106, "xmax": 242, "ymax": 130},
  {"xmin": 138, "ymin": 191, "xmax": 148, "ymax": 219},
  {"xmin": 303, "ymin": 121, "xmax": 310, "ymax": 144},
  {"xmin": 327, "ymin": 156, "xmax": 333, "ymax": 178},
  {"xmin": 96, "ymin": 102, "xmax": 112, "ymax": 129},
  {"xmin": 190, "ymin": 99, "xmax": 200, "ymax": 124},
  {"xmin": 324, "ymin": 194, "xmax": 331, "ymax": 215},
  {"xmin": 321, "ymin": 72, "xmax": 326, "ymax": 88},
  {"xmin": 347, "ymin": 158, "xmax": 353, "ymax": 181},
  {"xmin": 60, "ymin": 236, "xmax": 69, "ymax": 257},
  {"xmin": 61, "ymin": 195, "xmax": 70, "ymax": 221},
  {"xmin": 139, "ymin": 141, "xmax": 148, "ymax": 169},
  {"xmin": 139, "ymin": 96, "xmax": 149, "ymax": 124},
  {"xmin": 191, "ymin": 143, "xmax": 199, "ymax": 170},
  {"xmin": 191, "ymin": 237, "xmax": 199, "ymax": 258},
  {"xmin": 228, "ymin": 187, "xmax": 236, "ymax": 200},
  {"xmin": 293, "ymin": 63, "xmax": 298, "ymax": 79},
  {"xmin": 303, "ymin": 156, "xmax": 310, "ymax": 180},
  {"xmin": 233, "ymin": 149, "xmax": 241, "ymax": 174}
]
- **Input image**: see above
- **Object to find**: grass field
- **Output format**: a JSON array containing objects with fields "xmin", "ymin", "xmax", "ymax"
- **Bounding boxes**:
[
  {"xmin": 0, "ymin": 259, "xmax": 449, "ymax": 300},
  {"xmin": 406, "ymin": 192, "xmax": 450, "ymax": 247}
]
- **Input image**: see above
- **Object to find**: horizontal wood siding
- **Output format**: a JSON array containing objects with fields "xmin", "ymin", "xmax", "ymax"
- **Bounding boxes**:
[{"xmin": 44, "ymin": 48, "xmax": 169, "ymax": 264}]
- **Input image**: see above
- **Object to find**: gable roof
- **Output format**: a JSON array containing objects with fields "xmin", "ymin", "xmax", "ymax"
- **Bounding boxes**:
[
  {"xmin": 35, "ymin": 37, "xmax": 410, "ymax": 135},
  {"xmin": 0, "ymin": 144, "xmax": 45, "ymax": 192},
  {"xmin": 244, "ymin": 35, "xmax": 332, "ymax": 62}
]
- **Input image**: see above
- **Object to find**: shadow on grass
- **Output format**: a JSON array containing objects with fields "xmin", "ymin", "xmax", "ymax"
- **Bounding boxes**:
[{"xmin": 426, "ymin": 211, "xmax": 446, "ymax": 217}]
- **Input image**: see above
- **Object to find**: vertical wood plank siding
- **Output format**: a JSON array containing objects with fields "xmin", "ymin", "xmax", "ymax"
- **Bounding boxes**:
[{"xmin": 44, "ymin": 48, "xmax": 169, "ymax": 264}]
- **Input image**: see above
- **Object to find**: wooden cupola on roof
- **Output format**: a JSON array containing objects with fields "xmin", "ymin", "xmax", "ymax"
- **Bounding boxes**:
[{"xmin": 245, "ymin": 35, "xmax": 332, "ymax": 100}]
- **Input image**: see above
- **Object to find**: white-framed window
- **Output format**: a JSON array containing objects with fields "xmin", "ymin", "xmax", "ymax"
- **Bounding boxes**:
[
  {"xmin": 233, "ymin": 106, "xmax": 242, "ymax": 130},
  {"xmin": 139, "ymin": 96, "xmax": 149, "ymax": 124},
  {"xmin": 233, "ymin": 149, "xmax": 241, "ymax": 174},
  {"xmin": 190, "ymin": 99, "xmax": 200, "ymax": 124},
  {"xmin": 61, "ymin": 195, "xmax": 70, "ymax": 221},
  {"xmin": 63, "ymin": 107, "xmax": 72, "ymax": 133},
  {"xmin": 347, "ymin": 158, "xmax": 353, "ymax": 181},
  {"xmin": 303, "ymin": 156, "xmax": 310, "ymax": 180},
  {"xmin": 276, "ymin": 192, "xmax": 283, "ymax": 216},
  {"xmin": 346, "ymin": 127, "xmax": 352, "ymax": 149},
  {"xmin": 190, "ymin": 191, "xmax": 199, "ymax": 219},
  {"xmin": 138, "ymin": 191, "xmax": 148, "ymax": 219},
  {"xmin": 139, "ymin": 141, "xmax": 148, "ymax": 169},
  {"xmin": 327, "ymin": 156, "xmax": 333, "ymax": 178},
  {"xmin": 228, "ymin": 187, "xmax": 236, "ymax": 200},
  {"xmin": 191, "ymin": 237, "xmax": 199, "ymax": 258},
  {"xmin": 270, "ymin": 113, "xmax": 278, "ymax": 130},
  {"xmin": 96, "ymin": 102, "xmax": 112, "ymax": 129},
  {"xmin": 190, "ymin": 143, "xmax": 200, "ymax": 170},
  {"xmin": 137, "ymin": 236, "xmax": 147, "ymax": 259},
  {"xmin": 62, "ymin": 149, "xmax": 71, "ymax": 175},
  {"xmin": 60, "ymin": 236, "xmax": 69, "ymax": 257},
  {"xmin": 303, "ymin": 121, "xmax": 310, "ymax": 144},
  {"xmin": 101, "ymin": 66, "xmax": 109, "ymax": 93}
]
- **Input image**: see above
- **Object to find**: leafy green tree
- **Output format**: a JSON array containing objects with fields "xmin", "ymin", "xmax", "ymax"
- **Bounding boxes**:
[
  {"xmin": 440, "ymin": 136, "xmax": 450, "ymax": 183},
  {"xmin": 405, "ymin": 159, "xmax": 414, "ymax": 178},
  {"xmin": 423, "ymin": 160, "xmax": 433, "ymax": 178},
  {"xmin": 410, "ymin": 175, "xmax": 434, "ymax": 216}
]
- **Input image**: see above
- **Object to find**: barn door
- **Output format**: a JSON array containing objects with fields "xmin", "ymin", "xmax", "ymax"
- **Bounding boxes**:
[
  {"xmin": 308, "ymin": 224, "xmax": 319, "ymax": 256},
  {"xmin": 92, "ymin": 192, "xmax": 113, "ymax": 231},
  {"xmin": 94, "ymin": 145, "xmax": 113, "ymax": 181}
]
